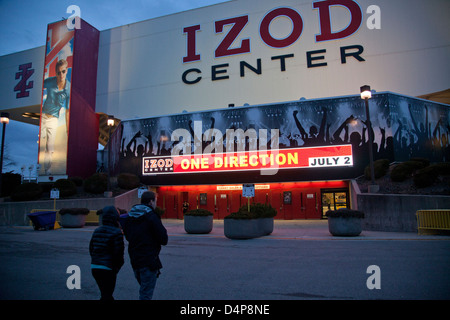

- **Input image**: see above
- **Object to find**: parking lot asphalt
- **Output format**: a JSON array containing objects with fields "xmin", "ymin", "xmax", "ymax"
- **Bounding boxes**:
[{"xmin": 0, "ymin": 220, "xmax": 449, "ymax": 305}]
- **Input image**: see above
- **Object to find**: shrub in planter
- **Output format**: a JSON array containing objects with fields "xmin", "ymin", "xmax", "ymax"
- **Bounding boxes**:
[
  {"xmin": 232, "ymin": 203, "xmax": 277, "ymax": 219},
  {"xmin": 325, "ymin": 208, "xmax": 364, "ymax": 237},
  {"xmin": 390, "ymin": 160, "xmax": 425, "ymax": 182},
  {"xmin": 364, "ymin": 159, "xmax": 389, "ymax": 180},
  {"xmin": 117, "ymin": 173, "xmax": 140, "ymax": 190},
  {"xmin": 39, "ymin": 182, "xmax": 54, "ymax": 193},
  {"xmin": 436, "ymin": 162, "xmax": 450, "ymax": 175},
  {"xmin": 410, "ymin": 157, "xmax": 430, "ymax": 168},
  {"xmin": 54, "ymin": 179, "xmax": 77, "ymax": 197},
  {"xmin": 390, "ymin": 164, "xmax": 409, "ymax": 182},
  {"xmin": 84, "ymin": 173, "xmax": 107, "ymax": 194},
  {"xmin": 413, "ymin": 165, "xmax": 439, "ymax": 188},
  {"xmin": 184, "ymin": 209, "xmax": 214, "ymax": 234},
  {"xmin": 59, "ymin": 208, "xmax": 90, "ymax": 228},
  {"xmin": 68, "ymin": 176, "xmax": 84, "ymax": 187},
  {"xmin": 11, "ymin": 183, "xmax": 43, "ymax": 201}
]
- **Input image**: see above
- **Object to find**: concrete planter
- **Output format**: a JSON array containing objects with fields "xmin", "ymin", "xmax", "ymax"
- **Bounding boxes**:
[
  {"xmin": 326, "ymin": 208, "xmax": 364, "ymax": 236},
  {"xmin": 184, "ymin": 215, "xmax": 213, "ymax": 234},
  {"xmin": 59, "ymin": 213, "xmax": 87, "ymax": 228},
  {"xmin": 59, "ymin": 208, "xmax": 89, "ymax": 228},
  {"xmin": 260, "ymin": 217, "xmax": 274, "ymax": 235},
  {"xmin": 224, "ymin": 219, "xmax": 259, "ymax": 239},
  {"xmin": 224, "ymin": 217, "xmax": 274, "ymax": 239},
  {"xmin": 327, "ymin": 216, "xmax": 362, "ymax": 236}
]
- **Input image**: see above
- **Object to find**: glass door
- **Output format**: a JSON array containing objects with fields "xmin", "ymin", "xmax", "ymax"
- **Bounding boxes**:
[{"xmin": 321, "ymin": 189, "xmax": 349, "ymax": 218}]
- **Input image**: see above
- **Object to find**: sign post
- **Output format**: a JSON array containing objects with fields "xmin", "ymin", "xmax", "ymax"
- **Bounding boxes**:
[
  {"xmin": 50, "ymin": 188, "xmax": 60, "ymax": 211},
  {"xmin": 242, "ymin": 184, "xmax": 255, "ymax": 212},
  {"xmin": 50, "ymin": 188, "xmax": 61, "ymax": 229}
]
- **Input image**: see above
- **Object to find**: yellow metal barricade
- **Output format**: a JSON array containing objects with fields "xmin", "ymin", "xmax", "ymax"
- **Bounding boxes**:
[
  {"xmin": 416, "ymin": 210, "xmax": 450, "ymax": 235},
  {"xmin": 85, "ymin": 210, "xmax": 100, "ymax": 225}
]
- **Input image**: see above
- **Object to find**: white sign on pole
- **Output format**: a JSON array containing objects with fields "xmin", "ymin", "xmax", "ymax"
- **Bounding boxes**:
[
  {"xmin": 242, "ymin": 184, "xmax": 255, "ymax": 198},
  {"xmin": 50, "ymin": 188, "xmax": 60, "ymax": 199}
]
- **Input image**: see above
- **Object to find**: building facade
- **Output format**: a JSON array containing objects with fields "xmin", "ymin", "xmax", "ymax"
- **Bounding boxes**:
[{"xmin": 0, "ymin": 0, "xmax": 449, "ymax": 218}]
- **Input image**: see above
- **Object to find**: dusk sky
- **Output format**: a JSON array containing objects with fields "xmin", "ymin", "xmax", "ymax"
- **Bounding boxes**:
[{"xmin": 0, "ymin": 0, "xmax": 228, "ymax": 175}]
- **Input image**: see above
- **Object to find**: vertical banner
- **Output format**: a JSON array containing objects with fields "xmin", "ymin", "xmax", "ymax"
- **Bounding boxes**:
[{"xmin": 38, "ymin": 21, "xmax": 74, "ymax": 178}]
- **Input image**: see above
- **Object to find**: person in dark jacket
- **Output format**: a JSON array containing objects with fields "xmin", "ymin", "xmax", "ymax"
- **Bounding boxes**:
[
  {"xmin": 89, "ymin": 206, "xmax": 124, "ymax": 300},
  {"xmin": 122, "ymin": 191, "xmax": 168, "ymax": 300}
]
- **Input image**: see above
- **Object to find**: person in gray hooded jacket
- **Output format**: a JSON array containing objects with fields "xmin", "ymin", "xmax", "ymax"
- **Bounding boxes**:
[
  {"xmin": 122, "ymin": 191, "xmax": 168, "ymax": 300},
  {"xmin": 89, "ymin": 206, "xmax": 124, "ymax": 300}
]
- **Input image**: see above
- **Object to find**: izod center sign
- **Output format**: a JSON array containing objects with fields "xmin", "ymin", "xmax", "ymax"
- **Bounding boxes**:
[
  {"xmin": 181, "ymin": 0, "xmax": 369, "ymax": 85},
  {"xmin": 143, "ymin": 145, "xmax": 353, "ymax": 175}
]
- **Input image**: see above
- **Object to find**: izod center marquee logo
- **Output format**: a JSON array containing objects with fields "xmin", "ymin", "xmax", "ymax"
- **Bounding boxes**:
[
  {"xmin": 181, "ymin": 0, "xmax": 381, "ymax": 85},
  {"xmin": 143, "ymin": 145, "xmax": 353, "ymax": 175}
]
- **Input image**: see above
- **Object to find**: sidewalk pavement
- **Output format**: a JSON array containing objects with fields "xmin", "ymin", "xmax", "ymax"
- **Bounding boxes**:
[{"xmin": 162, "ymin": 219, "xmax": 450, "ymax": 240}]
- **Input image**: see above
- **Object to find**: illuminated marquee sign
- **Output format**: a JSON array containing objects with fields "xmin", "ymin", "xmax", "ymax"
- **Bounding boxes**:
[
  {"xmin": 216, "ymin": 185, "xmax": 270, "ymax": 191},
  {"xmin": 143, "ymin": 145, "xmax": 352, "ymax": 175}
]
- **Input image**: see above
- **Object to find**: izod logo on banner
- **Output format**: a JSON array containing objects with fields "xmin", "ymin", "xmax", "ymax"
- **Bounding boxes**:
[{"xmin": 143, "ymin": 145, "xmax": 353, "ymax": 175}]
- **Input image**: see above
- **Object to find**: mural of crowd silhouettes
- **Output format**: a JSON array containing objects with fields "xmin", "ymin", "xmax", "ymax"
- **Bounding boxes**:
[{"xmin": 108, "ymin": 92, "xmax": 449, "ymax": 182}]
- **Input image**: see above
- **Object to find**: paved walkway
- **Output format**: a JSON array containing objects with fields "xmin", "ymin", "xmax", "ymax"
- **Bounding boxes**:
[{"xmin": 162, "ymin": 219, "xmax": 450, "ymax": 240}]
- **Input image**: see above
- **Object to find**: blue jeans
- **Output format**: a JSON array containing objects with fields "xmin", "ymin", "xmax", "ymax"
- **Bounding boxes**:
[{"xmin": 133, "ymin": 267, "xmax": 159, "ymax": 300}]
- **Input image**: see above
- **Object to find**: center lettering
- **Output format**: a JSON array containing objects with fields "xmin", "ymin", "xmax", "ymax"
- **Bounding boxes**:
[{"xmin": 182, "ymin": 45, "xmax": 365, "ymax": 84}]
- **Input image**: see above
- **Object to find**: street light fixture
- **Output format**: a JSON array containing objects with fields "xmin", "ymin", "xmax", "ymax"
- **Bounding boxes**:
[
  {"xmin": 107, "ymin": 115, "xmax": 115, "ymax": 127},
  {"xmin": 360, "ymin": 85, "xmax": 372, "ymax": 100},
  {"xmin": 360, "ymin": 85, "xmax": 378, "ymax": 193},
  {"xmin": 1, "ymin": 113, "xmax": 10, "ymax": 124},
  {"xmin": 106, "ymin": 115, "xmax": 114, "ymax": 195},
  {"xmin": 0, "ymin": 112, "xmax": 10, "ymax": 197}
]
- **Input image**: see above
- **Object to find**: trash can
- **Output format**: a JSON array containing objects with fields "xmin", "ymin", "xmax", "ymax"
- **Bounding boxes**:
[{"xmin": 27, "ymin": 211, "xmax": 57, "ymax": 231}]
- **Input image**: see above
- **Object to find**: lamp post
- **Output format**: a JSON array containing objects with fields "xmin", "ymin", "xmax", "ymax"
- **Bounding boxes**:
[
  {"xmin": 0, "ymin": 112, "xmax": 10, "ymax": 197},
  {"xmin": 360, "ymin": 85, "xmax": 378, "ymax": 193},
  {"xmin": 106, "ymin": 115, "xmax": 115, "ymax": 196}
]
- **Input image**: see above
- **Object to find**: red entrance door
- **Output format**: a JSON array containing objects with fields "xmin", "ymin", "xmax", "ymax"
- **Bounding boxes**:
[
  {"xmin": 304, "ymin": 192, "xmax": 320, "ymax": 219},
  {"xmin": 217, "ymin": 193, "xmax": 228, "ymax": 219},
  {"xmin": 163, "ymin": 192, "xmax": 179, "ymax": 219},
  {"xmin": 270, "ymin": 191, "xmax": 284, "ymax": 220}
]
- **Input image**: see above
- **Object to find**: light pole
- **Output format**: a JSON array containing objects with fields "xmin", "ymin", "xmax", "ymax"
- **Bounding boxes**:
[
  {"xmin": 360, "ymin": 85, "xmax": 378, "ymax": 193},
  {"xmin": 106, "ymin": 115, "xmax": 115, "ymax": 195},
  {"xmin": 0, "ymin": 112, "xmax": 10, "ymax": 197}
]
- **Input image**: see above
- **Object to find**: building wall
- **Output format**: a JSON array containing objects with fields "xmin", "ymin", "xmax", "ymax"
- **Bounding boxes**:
[
  {"xmin": 66, "ymin": 20, "xmax": 100, "ymax": 178},
  {"xmin": 358, "ymin": 193, "xmax": 450, "ymax": 232},
  {"xmin": 94, "ymin": 0, "xmax": 450, "ymax": 119},
  {"xmin": 1, "ymin": 0, "xmax": 449, "ymax": 123}
]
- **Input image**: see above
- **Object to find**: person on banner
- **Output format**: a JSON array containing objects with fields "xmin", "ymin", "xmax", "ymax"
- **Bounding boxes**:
[
  {"xmin": 121, "ymin": 191, "xmax": 168, "ymax": 300},
  {"xmin": 89, "ymin": 206, "xmax": 125, "ymax": 300},
  {"xmin": 40, "ymin": 58, "xmax": 70, "ymax": 175}
]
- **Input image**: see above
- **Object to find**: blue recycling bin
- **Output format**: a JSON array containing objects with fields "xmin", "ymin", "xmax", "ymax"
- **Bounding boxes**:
[{"xmin": 27, "ymin": 211, "xmax": 57, "ymax": 230}]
